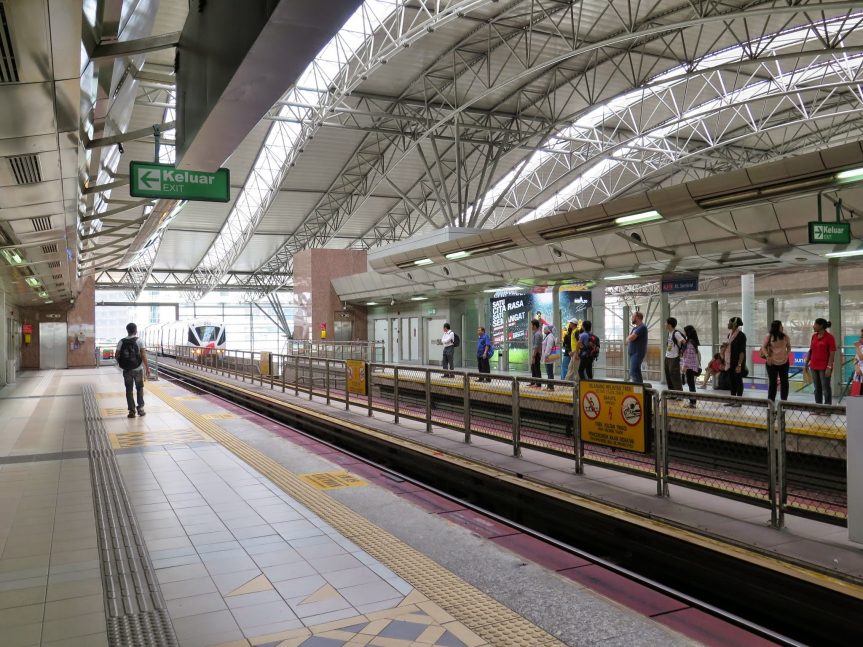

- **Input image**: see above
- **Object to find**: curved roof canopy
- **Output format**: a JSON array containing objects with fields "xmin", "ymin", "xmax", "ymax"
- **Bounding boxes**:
[{"xmin": 90, "ymin": 0, "xmax": 863, "ymax": 297}]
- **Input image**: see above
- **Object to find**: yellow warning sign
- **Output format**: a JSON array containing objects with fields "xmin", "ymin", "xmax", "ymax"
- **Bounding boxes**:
[
  {"xmin": 579, "ymin": 380, "xmax": 648, "ymax": 452},
  {"xmin": 300, "ymin": 472, "xmax": 367, "ymax": 490},
  {"xmin": 259, "ymin": 351, "xmax": 271, "ymax": 376},
  {"xmin": 346, "ymin": 359, "xmax": 367, "ymax": 396}
]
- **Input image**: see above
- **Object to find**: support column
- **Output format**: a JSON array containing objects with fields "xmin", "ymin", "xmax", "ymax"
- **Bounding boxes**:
[
  {"xmin": 828, "ymin": 259, "xmax": 842, "ymax": 395},
  {"xmin": 552, "ymin": 286, "xmax": 561, "ymax": 338},
  {"xmin": 711, "ymin": 301, "xmax": 720, "ymax": 356},
  {"xmin": 766, "ymin": 298, "xmax": 775, "ymax": 329},
  {"xmin": 622, "ymin": 304, "xmax": 630, "ymax": 381},
  {"xmin": 67, "ymin": 276, "xmax": 97, "ymax": 368},
  {"xmin": 741, "ymin": 273, "xmax": 755, "ymax": 339},
  {"xmin": 660, "ymin": 292, "xmax": 670, "ymax": 385}
]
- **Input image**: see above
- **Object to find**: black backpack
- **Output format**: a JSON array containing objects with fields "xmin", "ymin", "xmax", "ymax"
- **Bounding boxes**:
[
  {"xmin": 117, "ymin": 338, "xmax": 142, "ymax": 370},
  {"xmin": 452, "ymin": 332, "xmax": 460, "ymax": 348}
]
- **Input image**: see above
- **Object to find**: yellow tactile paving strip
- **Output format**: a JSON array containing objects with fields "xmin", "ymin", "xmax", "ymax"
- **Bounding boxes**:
[
  {"xmin": 147, "ymin": 383, "xmax": 565, "ymax": 647},
  {"xmin": 108, "ymin": 427, "xmax": 215, "ymax": 449},
  {"xmin": 300, "ymin": 471, "xmax": 368, "ymax": 490}
]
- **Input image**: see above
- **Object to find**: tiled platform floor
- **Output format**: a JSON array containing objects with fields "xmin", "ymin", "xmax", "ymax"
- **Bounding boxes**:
[{"xmin": 0, "ymin": 368, "xmax": 698, "ymax": 647}]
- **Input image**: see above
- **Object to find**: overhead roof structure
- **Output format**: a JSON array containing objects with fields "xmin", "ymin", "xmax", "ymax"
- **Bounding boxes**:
[{"xmin": 5, "ymin": 1, "xmax": 863, "ymax": 301}]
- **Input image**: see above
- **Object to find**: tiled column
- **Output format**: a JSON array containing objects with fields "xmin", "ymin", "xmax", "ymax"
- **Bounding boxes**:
[{"xmin": 67, "ymin": 277, "xmax": 97, "ymax": 368}]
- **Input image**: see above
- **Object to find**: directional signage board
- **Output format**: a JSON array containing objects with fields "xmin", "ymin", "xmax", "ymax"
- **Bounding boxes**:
[
  {"xmin": 129, "ymin": 162, "xmax": 230, "ymax": 202},
  {"xmin": 579, "ymin": 379, "xmax": 650, "ymax": 453},
  {"xmin": 808, "ymin": 221, "xmax": 851, "ymax": 245}
]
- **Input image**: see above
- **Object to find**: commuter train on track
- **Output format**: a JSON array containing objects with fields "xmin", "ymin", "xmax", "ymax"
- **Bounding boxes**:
[{"xmin": 142, "ymin": 320, "xmax": 226, "ymax": 357}]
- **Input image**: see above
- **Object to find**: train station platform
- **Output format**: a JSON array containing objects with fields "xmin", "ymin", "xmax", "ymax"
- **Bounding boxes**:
[{"xmin": 0, "ymin": 368, "xmax": 717, "ymax": 647}]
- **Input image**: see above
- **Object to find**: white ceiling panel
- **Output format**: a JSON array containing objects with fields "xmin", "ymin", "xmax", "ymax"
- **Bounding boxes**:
[
  {"xmin": 230, "ymin": 234, "xmax": 290, "ymax": 272},
  {"xmin": 153, "ymin": 229, "xmax": 218, "ymax": 270}
]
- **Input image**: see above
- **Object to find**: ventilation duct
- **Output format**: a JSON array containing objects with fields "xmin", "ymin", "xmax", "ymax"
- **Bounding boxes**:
[
  {"xmin": 8, "ymin": 154, "xmax": 41, "ymax": 184},
  {"xmin": 30, "ymin": 216, "xmax": 51, "ymax": 232},
  {"xmin": 41, "ymin": 243, "xmax": 58, "ymax": 254},
  {"xmin": 47, "ymin": 261, "xmax": 60, "ymax": 269},
  {"xmin": 0, "ymin": 3, "xmax": 19, "ymax": 84}
]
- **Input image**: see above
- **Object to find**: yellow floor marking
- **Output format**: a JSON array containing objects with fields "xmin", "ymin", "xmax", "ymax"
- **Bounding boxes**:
[
  {"xmin": 155, "ymin": 368, "xmax": 863, "ymax": 602},
  {"xmin": 148, "ymin": 382, "xmax": 564, "ymax": 647},
  {"xmin": 301, "ymin": 583, "xmax": 339, "ymax": 604},
  {"xmin": 101, "ymin": 407, "xmax": 133, "ymax": 417},
  {"xmin": 95, "ymin": 392, "xmax": 127, "ymax": 399},
  {"xmin": 226, "ymin": 574, "xmax": 273, "ymax": 597},
  {"xmin": 108, "ymin": 427, "xmax": 214, "ymax": 449},
  {"xmin": 202, "ymin": 411, "xmax": 237, "ymax": 420},
  {"xmin": 300, "ymin": 471, "xmax": 367, "ymax": 490}
]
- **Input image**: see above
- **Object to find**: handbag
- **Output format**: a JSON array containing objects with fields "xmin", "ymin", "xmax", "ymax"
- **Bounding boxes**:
[
  {"xmin": 546, "ymin": 346, "xmax": 561, "ymax": 362},
  {"xmin": 852, "ymin": 380, "xmax": 862, "ymax": 397}
]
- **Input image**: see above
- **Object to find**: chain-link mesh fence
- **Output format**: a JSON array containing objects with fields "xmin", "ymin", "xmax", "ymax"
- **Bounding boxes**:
[
  {"xmin": 513, "ymin": 376, "xmax": 577, "ymax": 458},
  {"xmin": 777, "ymin": 401, "xmax": 846, "ymax": 525},
  {"xmin": 662, "ymin": 390, "xmax": 775, "ymax": 512}
]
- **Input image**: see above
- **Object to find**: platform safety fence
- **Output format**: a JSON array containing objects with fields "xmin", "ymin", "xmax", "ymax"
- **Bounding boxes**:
[{"xmin": 164, "ymin": 347, "xmax": 847, "ymax": 530}]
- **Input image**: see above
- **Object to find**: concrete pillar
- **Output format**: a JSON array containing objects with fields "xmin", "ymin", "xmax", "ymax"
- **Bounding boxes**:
[
  {"xmin": 622, "ymin": 304, "xmax": 630, "ymax": 380},
  {"xmin": 828, "ymin": 259, "xmax": 842, "ymax": 394},
  {"xmin": 766, "ymin": 298, "xmax": 775, "ymax": 329},
  {"xmin": 552, "ymin": 286, "xmax": 561, "ymax": 339},
  {"xmin": 591, "ymin": 286, "xmax": 605, "ymax": 340},
  {"xmin": 660, "ymin": 292, "xmax": 670, "ymax": 385},
  {"xmin": 711, "ymin": 301, "xmax": 720, "ymax": 356},
  {"xmin": 67, "ymin": 276, "xmax": 97, "ymax": 368},
  {"xmin": 741, "ymin": 273, "xmax": 755, "ymax": 338},
  {"xmin": 292, "ymin": 249, "xmax": 369, "ymax": 342}
]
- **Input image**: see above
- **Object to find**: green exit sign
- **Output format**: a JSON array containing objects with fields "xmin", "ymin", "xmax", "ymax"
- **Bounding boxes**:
[
  {"xmin": 809, "ymin": 221, "xmax": 851, "ymax": 245},
  {"xmin": 129, "ymin": 162, "xmax": 230, "ymax": 202}
]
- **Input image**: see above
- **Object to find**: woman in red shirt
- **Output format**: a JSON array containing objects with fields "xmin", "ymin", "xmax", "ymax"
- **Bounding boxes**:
[{"xmin": 804, "ymin": 318, "xmax": 837, "ymax": 405}]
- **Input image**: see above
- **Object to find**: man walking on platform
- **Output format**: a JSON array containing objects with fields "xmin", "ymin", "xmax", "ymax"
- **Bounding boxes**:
[
  {"xmin": 116, "ymin": 322, "xmax": 151, "ymax": 418},
  {"xmin": 626, "ymin": 311, "xmax": 648, "ymax": 383},
  {"xmin": 529, "ymin": 319, "xmax": 543, "ymax": 387}
]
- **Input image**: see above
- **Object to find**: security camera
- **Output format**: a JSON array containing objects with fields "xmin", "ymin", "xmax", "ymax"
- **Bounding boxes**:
[
  {"xmin": 118, "ymin": 143, "xmax": 124, "ymax": 154},
  {"xmin": 630, "ymin": 232, "xmax": 642, "ymax": 242},
  {"xmin": 390, "ymin": 298, "xmax": 395, "ymax": 306}
]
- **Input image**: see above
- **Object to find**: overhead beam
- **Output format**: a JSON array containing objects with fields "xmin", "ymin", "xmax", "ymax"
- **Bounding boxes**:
[
  {"xmin": 90, "ymin": 31, "xmax": 181, "ymax": 61},
  {"xmin": 85, "ymin": 122, "xmax": 176, "ymax": 149}
]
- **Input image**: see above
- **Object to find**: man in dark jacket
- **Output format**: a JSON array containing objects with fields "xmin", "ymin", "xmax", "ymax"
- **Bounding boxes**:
[{"xmin": 476, "ymin": 327, "xmax": 493, "ymax": 382}]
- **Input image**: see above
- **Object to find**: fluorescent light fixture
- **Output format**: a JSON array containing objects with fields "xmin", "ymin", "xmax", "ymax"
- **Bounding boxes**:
[
  {"xmin": 483, "ymin": 286, "xmax": 518, "ymax": 293},
  {"xmin": 25, "ymin": 277, "xmax": 41, "ymax": 288},
  {"xmin": 836, "ymin": 167, "xmax": 863, "ymax": 182},
  {"xmin": 824, "ymin": 249, "xmax": 863, "ymax": 258},
  {"xmin": 44, "ymin": 300, "xmax": 53, "ymax": 304},
  {"xmin": 37, "ymin": 290, "xmax": 48, "ymax": 298},
  {"xmin": 1, "ymin": 249, "xmax": 23, "ymax": 265},
  {"xmin": 410, "ymin": 296, "xmax": 429, "ymax": 301},
  {"xmin": 444, "ymin": 250, "xmax": 471, "ymax": 260},
  {"xmin": 414, "ymin": 258, "xmax": 433, "ymax": 266},
  {"xmin": 365, "ymin": 301, "xmax": 379, "ymax": 306},
  {"xmin": 605, "ymin": 273, "xmax": 640, "ymax": 281},
  {"xmin": 614, "ymin": 210, "xmax": 663, "ymax": 226}
]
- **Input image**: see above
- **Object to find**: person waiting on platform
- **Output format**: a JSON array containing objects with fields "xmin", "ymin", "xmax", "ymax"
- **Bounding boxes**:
[
  {"xmin": 700, "ymin": 347, "xmax": 726, "ymax": 389},
  {"xmin": 664, "ymin": 317, "xmax": 686, "ymax": 393},
  {"xmin": 761, "ymin": 320, "xmax": 791, "ymax": 402},
  {"xmin": 529, "ymin": 319, "xmax": 543, "ymax": 388},
  {"xmin": 725, "ymin": 317, "xmax": 747, "ymax": 405},
  {"xmin": 476, "ymin": 326, "xmax": 493, "ymax": 382},
  {"xmin": 680, "ymin": 325, "xmax": 701, "ymax": 407},
  {"xmin": 561, "ymin": 318, "xmax": 579, "ymax": 382},
  {"xmin": 541, "ymin": 324, "xmax": 556, "ymax": 391},
  {"xmin": 626, "ymin": 311, "xmax": 648, "ymax": 384},
  {"xmin": 441, "ymin": 323, "xmax": 455, "ymax": 378},
  {"xmin": 115, "ymin": 322, "xmax": 151, "ymax": 418},
  {"xmin": 576, "ymin": 320, "xmax": 598, "ymax": 380},
  {"xmin": 804, "ymin": 318, "xmax": 837, "ymax": 407}
]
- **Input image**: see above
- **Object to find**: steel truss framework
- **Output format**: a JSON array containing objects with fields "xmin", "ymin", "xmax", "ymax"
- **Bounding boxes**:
[{"xmin": 113, "ymin": 0, "xmax": 863, "ymax": 299}]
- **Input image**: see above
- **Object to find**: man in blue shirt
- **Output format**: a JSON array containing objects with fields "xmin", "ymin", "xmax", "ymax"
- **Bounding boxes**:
[
  {"xmin": 476, "ymin": 326, "xmax": 493, "ymax": 382},
  {"xmin": 626, "ymin": 311, "xmax": 648, "ymax": 384}
]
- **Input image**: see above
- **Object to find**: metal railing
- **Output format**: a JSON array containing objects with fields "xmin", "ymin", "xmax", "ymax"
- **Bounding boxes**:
[
  {"xmin": 284, "ymin": 340, "xmax": 383, "ymax": 362},
  {"xmin": 165, "ymin": 346, "xmax": 848, "ymax": 530}
]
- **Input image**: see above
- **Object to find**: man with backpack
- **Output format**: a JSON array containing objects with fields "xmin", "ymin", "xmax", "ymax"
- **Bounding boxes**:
[
  {"xmin": 576, "ymin": 320, "xmax": 600, "ymax": 380},
  {"xmin": 116, "ymin": 322, "xmax": 151, "ymax": 418},
  {"xmin": 664, "ymin": 317, "xmax": 686, "ymax": 392},
  {"xmin": 441, "ymin": 322, "xmax": 457, "ymax": 378},
  {"xmin": 475, "ymin": 326, "xmax": 493, "ymax": 382}
]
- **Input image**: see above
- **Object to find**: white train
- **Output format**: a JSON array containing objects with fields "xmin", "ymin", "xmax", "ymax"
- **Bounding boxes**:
[{"xmin": 142, "ymin": 320, "xmax": 226, "ymax": 357}]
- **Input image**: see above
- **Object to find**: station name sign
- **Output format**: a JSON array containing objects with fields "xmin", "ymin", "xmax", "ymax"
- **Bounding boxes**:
[
  {"xmin": 129, "ymin": 161, "xmax": 230, "ymax": 202},
  {"xmin": 661, "ymin": 275, "xmax": 698, "ymax": 293},
  {"xmin": 808, "ymin": 221, "xmax": 850, "ymax": 245}
]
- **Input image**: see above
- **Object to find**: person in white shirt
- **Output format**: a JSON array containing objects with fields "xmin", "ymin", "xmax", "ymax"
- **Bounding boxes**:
[
  {"xmin": 441, "ymin": 322, "xmax": 455, "ymax": 377},
  {"xmin": 664, "ymin": 317, "xmax": 685, "ymax": 392}
]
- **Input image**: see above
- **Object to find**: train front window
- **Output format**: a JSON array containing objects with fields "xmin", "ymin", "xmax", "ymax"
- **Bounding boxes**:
[{"xmin": 196, "ymin": 326, "xmax": 217, "ymax": 344}]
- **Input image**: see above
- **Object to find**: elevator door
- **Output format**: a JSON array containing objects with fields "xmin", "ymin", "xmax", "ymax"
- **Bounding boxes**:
[{"xmin": 39, "ymin": 322, "xmax": 68, "ymax": 369}]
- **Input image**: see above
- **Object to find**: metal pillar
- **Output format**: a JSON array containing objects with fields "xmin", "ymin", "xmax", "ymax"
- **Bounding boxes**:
[
  {"xmin": 766, "ymin": 298, "xmax": 775, "ymax": 330},
  {"xmin": 552, "ymin": 285, "xmax": 561, "ymax": 340},
  {"xmin": 622, "ymin": 305, "xmax": 631, "ymax": 380},
  {"xmin": 711, "ymin": 301, "xmax": 720, "ymax": 356},
  {"xmin": 742, "ymin": 273, "xmax": 755, "ymax": 337},
  {"xmin": 660, "ymin": 292, "xmax": 670, "ymax": 385},
  {"xmin": 828, "ymin": 259, "xmax": 842, "ymax": 395}
]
